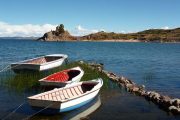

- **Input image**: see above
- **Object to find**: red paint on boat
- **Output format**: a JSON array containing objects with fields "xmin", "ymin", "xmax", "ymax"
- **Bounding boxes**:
[{"xmin": 45, "ymin": 70, "xmax": 70, "ymax": 82}]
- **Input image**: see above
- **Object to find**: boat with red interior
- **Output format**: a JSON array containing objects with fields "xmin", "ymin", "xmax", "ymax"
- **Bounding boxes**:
[{"xmin": 39, "ymin": 66, "xmax": 84, "ymax": 87}]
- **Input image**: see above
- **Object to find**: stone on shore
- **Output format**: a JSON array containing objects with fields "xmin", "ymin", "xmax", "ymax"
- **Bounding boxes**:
[
  {"xmin": 169, "ymin": 106, "xmax": 180, "ymax": 114},
  {"xmin": 86, "ymin": 61, "xmax": 180, "ymax": 114}
]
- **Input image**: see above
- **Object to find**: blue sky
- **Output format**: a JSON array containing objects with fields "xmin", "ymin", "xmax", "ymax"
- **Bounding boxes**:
[{"xmin": 0, "ymin": 0, "xmax": 180, "ymax": 37}]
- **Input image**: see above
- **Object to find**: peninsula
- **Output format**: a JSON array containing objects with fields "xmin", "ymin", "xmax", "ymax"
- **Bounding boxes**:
[{"xmin": 38, "ymin": 24, "xmax": 180, "ymax": 42}]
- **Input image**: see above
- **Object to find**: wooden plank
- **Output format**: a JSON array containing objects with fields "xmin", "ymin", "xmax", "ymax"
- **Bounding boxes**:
[
  {"xmin": 78, "ymin": 86, "xmax": 84, "ymax": 94},
  {"xmin": 37, "ymin": 97, "xmax": 42, "ymax": 100},
  {"xmin": 45, "ymin": 94, "xmax": 49, "ymax": 100},
  {"xmin": 63, "ymin": 89, "xmax": 69, "ymax": 99},
  {"xmin": 66, "ymin": 88, "xmax": 73, "ymax": 98},
  {"xmin": 71, "ymin": 88, "xmax": 78, "ymax": 96},
  {"xmin": 41, "ymin": 95, "xmax": 45, "ymax": 100},
  {"xmin": 49, "ymin": 93, "xmax": 53, "ymax": 100},
  {"xmin": 52, "ymin": 92, "xmax": 57, "ymax": 101},
  {"xmin": 55, "ymin": 91, "xmax": 59, "ymax": 96},
  {"xmin": 56, "ymin": 95, "xmax": 61, "ymax": 101},
  {"xmin": 74, "ymin": 86, "xmax": 81, "ymax": 95},
  {"xmin": 52, "ymin": 92, "xmax": 56, "ymax": 97},
  {"xmin": 59, "ymin": 90, "xmax": 65, "ymax": 100},
  {"xmin": 53, "ymin": 96, "xmax": 57, "ymax": 101}
]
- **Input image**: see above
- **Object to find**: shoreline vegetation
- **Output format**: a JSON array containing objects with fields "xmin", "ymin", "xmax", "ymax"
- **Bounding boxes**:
[{"xmin": 37, "ymin": 24, "xmax": 180, "ymax": 43}]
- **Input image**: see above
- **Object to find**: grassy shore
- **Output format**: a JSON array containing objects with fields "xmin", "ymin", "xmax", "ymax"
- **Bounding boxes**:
[{"xmin": 0, "ymin": 61, "xmax": 109, "ymax": 93}]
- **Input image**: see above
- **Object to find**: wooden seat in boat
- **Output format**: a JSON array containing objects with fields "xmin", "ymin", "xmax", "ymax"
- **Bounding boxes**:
[
  {"xmin": 26, "ymin": 57, "xmax": 47, "ymax": 64},
  {"xmin": 25, "ymin": 56, "xmax": 63, "ymax": 64},
  {"xmin": 33, "ymin": 83, "xmax": 97, "ymax": 101}
]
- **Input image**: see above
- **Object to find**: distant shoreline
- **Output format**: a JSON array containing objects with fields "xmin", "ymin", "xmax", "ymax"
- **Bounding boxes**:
[
  {"xmin": 40, "ymin": 39, "xmax": 180, "ymax": 43},
  {"xmin": 80, "ymin": 39, "xmax": 141, "ymax": 42},
  {"xmin": 0, "ymin": 37, "xmax": 180, "ymax": 43},
  {"xmin": 38, "ymin": 39, "xmax": 142, "ymax": 42}
]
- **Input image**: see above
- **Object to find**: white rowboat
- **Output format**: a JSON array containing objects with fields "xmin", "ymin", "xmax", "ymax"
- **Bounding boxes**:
[
  {"xmin": 28, "ymin": 78, "xmax": 103, "ymax": 113},
  {"xmin": 39, "ymin": 66, "xmax": 84, "ymax": 87},
  {"xmin": 11, "ymin": 54, "xmax": 68, "ymax": 73}
]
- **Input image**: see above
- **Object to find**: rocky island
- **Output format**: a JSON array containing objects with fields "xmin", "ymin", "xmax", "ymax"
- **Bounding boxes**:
[
  {"xmin": 38, "ymin": 24, "xmax": 180, "ymax": 42},
  {"xmin": 38, "ymin": 24, "xmax": 76, "ymax": 41}
]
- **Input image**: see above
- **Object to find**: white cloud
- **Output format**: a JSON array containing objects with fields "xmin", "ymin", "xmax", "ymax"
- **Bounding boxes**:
[
  {"xmin": 70, "ymin": 25, "xmax": 103, "ymax": 36},
  {"xmin": 0, "ymin": 22, "xmax": 104, "ymax": 37},
  {"xmin": 120, "ymin": 30, "xmax": 126, "ymax": 33},
  {"xmin": 161, "ymin": 26, "xmax": 170, "ymax": 30},
  {"xmin": 0, "ymin": 21, "xmax": 57, "ymax": 37},
  {"xmin": 0, "ymin": 21, "xmax": 176, "ymax": 37}
]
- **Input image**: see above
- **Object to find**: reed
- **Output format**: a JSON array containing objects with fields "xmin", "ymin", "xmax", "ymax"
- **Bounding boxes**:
[{"xmin": 0, "ymin": 61, "xmax": 109, "ymax": 93}]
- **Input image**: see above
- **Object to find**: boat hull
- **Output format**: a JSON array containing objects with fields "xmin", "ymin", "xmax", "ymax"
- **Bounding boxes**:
[
  {"xmin": 60, "ymin": 88, "xmax": 100, "ymax": 112},
  {"xmin": 11, "ymin": 64, "xmax": 40, "ymax": 73}
]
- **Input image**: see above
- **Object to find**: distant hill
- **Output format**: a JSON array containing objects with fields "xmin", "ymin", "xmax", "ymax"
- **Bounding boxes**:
[
  {"xmin": 38, "ymin": 24, "xmax": 180, "ymax": 42},
  {"xmin": 81, "ymin": 28, "xmax": 180, "ymax": 42}
]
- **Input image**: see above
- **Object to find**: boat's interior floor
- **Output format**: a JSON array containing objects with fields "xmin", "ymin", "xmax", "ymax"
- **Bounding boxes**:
[
  {"xmin": 25, "ymin": 56, "xmax": 63, "ymax": 64},
  {"xmin": 33, "ymin": 83, "xmax": 97, "ymax": 101},
  {"xmin": 44, "ymin": 70, "xmax": 81, "ymax": 82}
]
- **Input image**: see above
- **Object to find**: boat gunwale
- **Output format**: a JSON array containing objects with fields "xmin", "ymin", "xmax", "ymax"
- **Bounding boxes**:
[
  {"xmin": 39, "ymin": 66, "xmax": 83, "ymax": 83},
  {"xmin": 11, "ymin": 54, "xmax": 68, "ymax": 66},
  {"xmin": 29, "ymin": 87, "xmax": 101, "ymax": 104},
  {"xmin": 28, "ymin": 79, "xmax": 103, "ymax": 103}
]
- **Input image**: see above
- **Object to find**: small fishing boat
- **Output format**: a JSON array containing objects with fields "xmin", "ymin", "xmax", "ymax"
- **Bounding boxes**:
[
  {"xmin": 11, "ymin": 54, "xmax": 68, "ymax": 73},
  {"xmin": 39, "ymin": 66, "xmax": 84, "ymax": 87},
  {"xmin": 28, "ymin": 78, "xmax": 103, "ymax": 113}
]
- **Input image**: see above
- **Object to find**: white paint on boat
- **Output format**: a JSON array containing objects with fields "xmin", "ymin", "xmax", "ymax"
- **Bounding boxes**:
[
  {"xmin": 11, "ymin": 54, "xmax": 68, "ymax": 72},
  {"xmin": 28, "ymin": 78, "xmax": 103, "ymax": 112}
]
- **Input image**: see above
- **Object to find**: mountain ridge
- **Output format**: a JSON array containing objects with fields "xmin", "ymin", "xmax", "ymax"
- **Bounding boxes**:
[{"xmin": 38, "ymin": 24, "xmax": 180, "ymax": 42}]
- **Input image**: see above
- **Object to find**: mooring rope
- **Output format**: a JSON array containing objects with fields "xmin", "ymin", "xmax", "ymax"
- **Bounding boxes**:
[
  {"xmin": 0, "ymin": 63, "xmax": 23, "ymax": 73},
  {"xmin": 0, "ymin": 65, "xmax": 11, "ymax": 73},
  {"xmin": 1, "ymin": 101, "xmax": 26, "ymax": 120},
  {"xmin": 22, "ymin": 103, "xmax": 54, "ymax": 120}
]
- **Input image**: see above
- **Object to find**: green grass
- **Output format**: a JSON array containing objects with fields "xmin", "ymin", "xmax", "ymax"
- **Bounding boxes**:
[{"xmin": 0, "ymin": 61, "xmax": 109, "ymax": 93}]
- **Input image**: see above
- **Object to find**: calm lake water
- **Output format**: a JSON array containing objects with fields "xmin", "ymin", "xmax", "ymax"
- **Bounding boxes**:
[{"xmin": 0, "ymin": 39, "xmax": 180, "ymax": 120}]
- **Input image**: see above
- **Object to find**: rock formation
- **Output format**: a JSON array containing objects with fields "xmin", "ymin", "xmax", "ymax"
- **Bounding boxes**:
[{"xmin": 38, "ymin": 24, "xmax": 77, "ymax": 41}]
